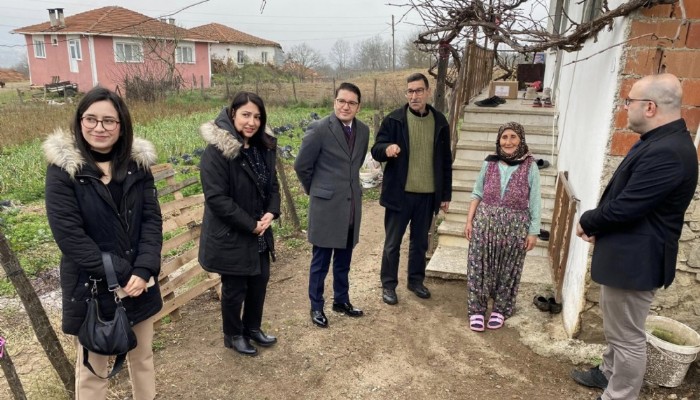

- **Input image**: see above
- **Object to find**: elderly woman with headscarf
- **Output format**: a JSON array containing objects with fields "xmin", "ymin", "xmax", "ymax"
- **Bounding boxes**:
[{"xmin": 463, "ymin": 122, "xmax": 541, "ymax": 332}]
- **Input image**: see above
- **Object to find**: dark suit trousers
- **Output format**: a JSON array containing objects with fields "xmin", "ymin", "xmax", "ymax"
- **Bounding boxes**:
[
  {"xmin": 220, "ymin": 252, "xmax": 270, "ymax": 336},
  {"xmin": 381, "ymin": 192, "xmax": 434, "ymax": 290},
  {"xmin": 308, "ymin": 226, "xmax": 354, "ymax": 310}
]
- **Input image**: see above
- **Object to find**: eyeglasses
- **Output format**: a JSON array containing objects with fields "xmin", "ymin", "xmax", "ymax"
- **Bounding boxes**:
[
  {"xmin": 624, "ymin": 98, "xmax": 655, "ymax": 107},
  {"xmin": 406, "ymin": 88, "xmax": 426, "ymax": 96},
  {"xmin": 81, "ymin": 116, "xmax": 120, "ymax": 131},
  {"xmin": 336, "ymin": 98, "xmax": 359, "ymax": 108}
]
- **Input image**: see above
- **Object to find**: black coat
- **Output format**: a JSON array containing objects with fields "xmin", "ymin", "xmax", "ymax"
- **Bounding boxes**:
[
  {"xmin": 371, "ymin": 104, "xmax": 452, "ymax": 214},
  {"xmin": 580, "ymin": 119, "xmax": 698, "ymax": 290},
  {"xmin": 44, "ymin": 129, "xmax": 163, "ymax": 335},
  {"xmin": 198, "ymin": 108, "xmax": 280, "ymax": 275}
]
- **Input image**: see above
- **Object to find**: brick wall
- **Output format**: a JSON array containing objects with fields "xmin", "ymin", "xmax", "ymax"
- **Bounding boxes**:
[{"xmin": 609, "ymin": 1, "xmax": 700, "ymax": 157}]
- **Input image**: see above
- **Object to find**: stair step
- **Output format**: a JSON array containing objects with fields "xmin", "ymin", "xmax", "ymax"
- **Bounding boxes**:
[
  {"xmin": 459, "ymin": 123, "xmax": 557, "ymax": 146},
  {"xmin": 436, "ymin": 220, "xmax": 550, "ymax": 257},
  {"xmin": 445, "ymin": 201, "xmax": 552, "ymax": 225},
  {"xmin": 463, "ymin": 103, "xmax": 556, "ymax": 126},
  {"xmin": 426, "ymin": 245, "xmax": 552, "ymax": 284},
  {"xmin": 451, "ymin": 180, "xmax": 555, "ymax": 198},
  {"xmin": 452, "ymin": 159, "xmax": 557, "ymax": 187},
  {"xmin": 456, "ymin": 140, "xmax": 557, "ymax": 155}
]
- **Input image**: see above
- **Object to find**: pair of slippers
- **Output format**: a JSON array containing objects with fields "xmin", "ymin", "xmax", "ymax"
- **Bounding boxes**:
[
  {"xmin": 533, "ymin": 295, "xmax": 562, "ymax": 314},
  {"xmin": 469, "ymin": 312, "xmax": 505, "ymax": 332}
]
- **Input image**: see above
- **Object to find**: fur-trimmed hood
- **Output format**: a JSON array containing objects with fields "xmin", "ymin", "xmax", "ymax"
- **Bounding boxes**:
[
  {"xmin": 42, "ymin": 128, "xmax": 157, "ymax": 178},
  {"xmin": 200, "ymin": 120, "xmax": 243, "ymax": 160}
]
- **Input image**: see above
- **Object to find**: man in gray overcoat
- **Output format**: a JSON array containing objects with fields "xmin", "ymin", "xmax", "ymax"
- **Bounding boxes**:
[{"xmin": 294, "ymin": 82, "xmax": 370, "ymax": 328}]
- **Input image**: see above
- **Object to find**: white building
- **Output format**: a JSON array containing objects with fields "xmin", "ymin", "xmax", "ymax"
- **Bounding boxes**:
[{"xmin": 190, "ymin": 23, "xmax": 283, "ymax": 66}]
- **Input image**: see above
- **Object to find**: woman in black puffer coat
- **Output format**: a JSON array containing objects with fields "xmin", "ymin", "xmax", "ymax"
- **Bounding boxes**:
[
  {"xmin": 199, "ymin": 91, "xmax": 280, "ymax": 356},
  {"xmin": 44, "ymin": 87, "xmax": 162, "ymax": 400}
]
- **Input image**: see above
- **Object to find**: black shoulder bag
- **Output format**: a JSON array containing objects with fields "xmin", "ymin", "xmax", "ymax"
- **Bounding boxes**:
[{"xmin": 78, "ymin": 253, "xmax": 138, "ymax": 378}]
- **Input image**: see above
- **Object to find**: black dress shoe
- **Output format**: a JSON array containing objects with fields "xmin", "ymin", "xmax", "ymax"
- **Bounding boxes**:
[
  {"xmin": 245, "ymin": 329, "xmax": 277, "ymax": 347},
  {"xmin": 407, "ymin": 283, "xmax": 431, "ymax": 299},
  {"xmin": 382, "ymin": 288, "xmax": 398, "ymax": 305},
  {"xmin": 332, "ymin": 302, "xmax": 364, "ymax": 317},
  {"xmin": 310, "ymin": 310, "xmax": 328, "ymax": 328},
  {"xmin": 224, "ymin": 334, "xmax": 257, "ymax": 356},
  {"xmin": 571, "ymin": 366, "xmax": 608, "ymax": 390}
]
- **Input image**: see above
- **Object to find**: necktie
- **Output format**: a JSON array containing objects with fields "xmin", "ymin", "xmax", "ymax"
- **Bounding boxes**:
[{"xmin": 343, "ymin": 124, "xmax": 352, "ymax": 140}]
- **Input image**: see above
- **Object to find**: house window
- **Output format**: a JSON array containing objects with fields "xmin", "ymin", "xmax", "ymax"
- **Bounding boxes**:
[
  {"xmin": 33, "ymin": 36, "xmax": 46, "ymax": 58},
  {"xmin": 69, "ymin": 38, "xmax": 82, "ymax": 60},
  {"xmin": 582, "ymin": 0, "xmax": 603, "ymax": 23},
  {"xmin": 51, "ymin": 34, "xmax": 58, "ymax": 46},
  {"xmin": 115, "ymin": 41, "xmax": 143, "ymax": 63},
  {"xmin": 176, "ymin": 44, "xmax": 195, "ymax": 64},
  {"xmin": 261, "ymin": 51, "xmax": 268, "ymax": 63},
  {"xmin": 237, "ymin": 50, "xmax": 245, "ymax": 64}
]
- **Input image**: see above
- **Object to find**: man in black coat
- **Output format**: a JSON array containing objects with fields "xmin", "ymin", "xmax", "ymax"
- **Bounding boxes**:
[
  {"xmin": 371, "ymin": 73, "xmax": 452, "ymax": 305},
  {"xmin": 571, "ymin": 73, "xmax": 698, "ymax": 400}
]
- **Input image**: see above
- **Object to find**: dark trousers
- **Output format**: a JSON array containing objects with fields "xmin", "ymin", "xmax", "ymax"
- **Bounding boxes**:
[
  {"xmin": 380, "ymin": 192, "xmax": 434, "ymax": 290},
  {"xmin": 308, "ymin": 226, "xmax": 354, "ymax": 310},
  {"xmin": 220, "ymin": 252, "xmax": 270, "ymax": 336}
]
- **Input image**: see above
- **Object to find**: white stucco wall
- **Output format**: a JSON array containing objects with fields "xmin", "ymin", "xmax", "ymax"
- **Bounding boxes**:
[
  {"xmin": 543, "ymin": 0, "xmax": 632, "ymax": 337},
  {"xmin": 211, "ymin": 43, "xmax": 281, "ymax": 65}
]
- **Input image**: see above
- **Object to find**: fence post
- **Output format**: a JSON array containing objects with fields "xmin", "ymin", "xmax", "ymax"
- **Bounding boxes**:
[
  {"xmin": 275, "ymin": 159, "xmax": 301, "ymax": 232},
  {"xmin": 0, "ymin": 335, "xmax": 28, "ymax": 400},
  {"xmin": 373, "ymin": 79, "xmax": 378, "ymax": 108},
  {"xmin": 292, "ymin": 78, "xmax": 297, "ymax": 103},
  {"xmin": 200, "ymin": 75, "xmax": 205, "ymax": 98},
  {"xmin": 0, "ymin": 229, "xmax": 74, "ymax": 396}
]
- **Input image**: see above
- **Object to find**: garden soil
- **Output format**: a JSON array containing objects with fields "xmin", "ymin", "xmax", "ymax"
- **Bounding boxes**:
[{"xmin": 123, "ymin": 201, "xmax": 699, "ymax": 400}]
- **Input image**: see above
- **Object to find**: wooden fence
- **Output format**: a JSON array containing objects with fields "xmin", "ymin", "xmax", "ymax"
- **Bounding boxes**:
[
  {"xmin": 150, "ymin": 164, "xmax": 220, "ymax": 323},
  {"xmin": 548, "ymin": 171, "xmax": 578, "ymax": 303},
  {"xmin": 448, "ymin": 40, "xmax": 495, "ymax": 154}
]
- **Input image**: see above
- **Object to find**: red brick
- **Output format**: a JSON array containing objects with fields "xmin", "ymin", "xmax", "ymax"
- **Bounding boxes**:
[
  {"xmin": 610, "ymin": 131, "xmax": 641, "ymax": 156},
  {"xmin": 619, "ymin": 77, "xmax": 637, "ymax": 99},
  {"xmin": 688, "ymin": 23, "xmax": 700, "ymax": 49},
  {"xmin": 681, "ymin": 107, "xmax": 700, "ymax": 133},
  {"xmin": 623, "ymin": 48, "xmax": 659, "ymax": 75},
  {"xmin": 683, "ymin": 0, "xmax": 700, "ymax": 19},
  {"xmin": 682, "ymin": 79, "xmax": 700, "ymax": 106},
  {"xmin": 661, "ymin": 50, "xmax": 700, "ymax": 78},
  {"xmin": 629, "ymin": 20, "xmax": 688, "ymax": 48},
  {"xmin": 613, "ymin": 109, "xmax": 628, "ymax": 129},
  {"xmin": 640, "ymin": 4, "xmax": 674, "ymax": 18}
]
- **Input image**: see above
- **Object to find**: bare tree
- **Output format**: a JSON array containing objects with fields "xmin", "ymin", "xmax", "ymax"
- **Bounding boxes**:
[
  {"xmin": 400, "ymin": 30, "xmax": 433, "ymax": 68},
  {"xmin": 353, "ymin": 36, "xmax": 392, "ymax": 71},
  {"xmin": 390, "ymin": 0, "xmax": 685, "ymax": 84},
  {"xmin": 329, "ymin": 39, "xmax": 353, "ymax": 73},
  {"xmin": 285, "ymin": 43, "xmax": 325, "ymax": 81}
]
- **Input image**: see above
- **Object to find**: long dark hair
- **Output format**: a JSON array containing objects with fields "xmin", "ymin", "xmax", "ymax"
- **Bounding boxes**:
[
  {"xmin": 229, "ymin": 91, "xmax": 275, "ymax": 150},
  {"xmin": 72, "ymin": 87, "xmax": 134, "ymax": 182}
]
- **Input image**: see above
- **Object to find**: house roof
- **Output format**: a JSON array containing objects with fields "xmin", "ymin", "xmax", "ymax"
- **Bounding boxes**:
[
  {"xmin": 13, "ymin": 6, "xmax": 212, "ymax": 42},
  {"xmin": 189, "ymin": 23, "xmax": 281, "ymax": 48}
]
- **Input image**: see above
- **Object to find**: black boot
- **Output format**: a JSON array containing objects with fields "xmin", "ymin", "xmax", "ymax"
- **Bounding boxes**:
[
  {"xmin": 224, "ymin": 334, "xmax": 258, "ymax": 356},
  {"xmin": 245, "ymin": 329, "xmax": 277, "ymax": 347}
]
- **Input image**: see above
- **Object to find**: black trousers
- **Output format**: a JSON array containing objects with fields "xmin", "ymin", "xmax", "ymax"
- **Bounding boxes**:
[
  {"xmin": 308, "ymin": 226, "xmax": 354, "ymax": 310},
  {"xmin": 380, "ymin": 193, "xmax": 434, "ymax": 290},
  {"xmin": 220, "ymin": 252, "xmax": 270, "ymax": 336}
]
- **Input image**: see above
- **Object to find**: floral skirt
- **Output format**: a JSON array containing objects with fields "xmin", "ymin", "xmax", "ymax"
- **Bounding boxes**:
[{"xmin": 467, "ymin": 203, "xmax": 529, "ymax": 318}]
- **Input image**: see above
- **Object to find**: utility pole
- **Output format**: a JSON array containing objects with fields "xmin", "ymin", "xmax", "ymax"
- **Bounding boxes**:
[{"xmin": 391, "ymin": 15, "xmax": 395, "ymax": 71}]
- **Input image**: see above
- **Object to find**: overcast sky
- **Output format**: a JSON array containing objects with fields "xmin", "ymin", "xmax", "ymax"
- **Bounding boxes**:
[{"xmin": 0, "ymin": 0, "xmax": 425, "ymax": 68}]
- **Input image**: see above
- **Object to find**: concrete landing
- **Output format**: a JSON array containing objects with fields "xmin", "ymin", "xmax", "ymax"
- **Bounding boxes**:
[{"xmin": 426, "ymin": 245, "xmax": 553, "ymax": 285}]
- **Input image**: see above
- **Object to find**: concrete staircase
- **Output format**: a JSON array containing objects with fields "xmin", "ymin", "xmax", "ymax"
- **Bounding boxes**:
[{"xmin": 426, "ymin": 97, "xmax": 558, "ymax": 280}]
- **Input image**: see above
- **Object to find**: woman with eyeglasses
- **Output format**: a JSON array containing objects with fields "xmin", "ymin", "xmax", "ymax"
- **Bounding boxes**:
[
  {"xmin": 44, "ymin": 87, "xmax": 163, "ymax": 399},
  {"xmin": 198, "ymin": 91, "xmax": 280, "ymax": 356}
]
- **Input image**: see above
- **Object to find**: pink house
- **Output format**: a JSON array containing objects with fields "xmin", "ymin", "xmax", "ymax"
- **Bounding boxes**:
[{"xmin": 13, "ymin": 7, "xmax": 214, "ymax": 94}]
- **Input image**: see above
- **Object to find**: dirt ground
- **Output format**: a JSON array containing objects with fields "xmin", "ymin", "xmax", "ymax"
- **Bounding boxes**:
[{"xmin": 99, "ymin": 200, "xmax": 698, "ymax": 400}]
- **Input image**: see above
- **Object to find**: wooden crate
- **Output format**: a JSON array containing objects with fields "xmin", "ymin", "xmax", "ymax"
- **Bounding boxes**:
[{"xmin": 150, "ymin": 164, "xmax": 220, "ymax": 322}]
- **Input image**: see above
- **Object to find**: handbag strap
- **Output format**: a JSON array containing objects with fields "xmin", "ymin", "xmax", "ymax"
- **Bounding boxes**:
[
  {"xmin": 82, "ymin": 348, "xmax": 127, "ymax": 379},
  {"xmin": 101, "ymin": 252, "xmax": 119, "ymax": 292}
]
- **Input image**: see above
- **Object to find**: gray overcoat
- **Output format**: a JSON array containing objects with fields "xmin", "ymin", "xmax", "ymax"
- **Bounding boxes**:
[{"xmin": 294, "ymin": 113, "xmax": 370, "ymax": 249}]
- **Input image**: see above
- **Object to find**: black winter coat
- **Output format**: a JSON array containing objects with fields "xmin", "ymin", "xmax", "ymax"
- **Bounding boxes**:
[
  {"xmin": 580, "ymin": 119, "xmax": 698, "ymax": 290},
  {"xmin": 371, "ymin": 104, "xmax": 453, "ymax": 214},
  {"xmin": 43, "ymin": 129, "xmax": 163, "ymax": 335},
  {"xmin": 198, "ymin": 108, "xmax": 280, "ymax": 275}
]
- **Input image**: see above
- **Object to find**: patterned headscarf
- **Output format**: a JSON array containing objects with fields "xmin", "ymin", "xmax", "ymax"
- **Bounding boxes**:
[{"xmin": 492, "ymin": 121, "xmax": 531, "ymax": 165}]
